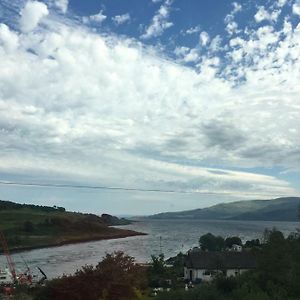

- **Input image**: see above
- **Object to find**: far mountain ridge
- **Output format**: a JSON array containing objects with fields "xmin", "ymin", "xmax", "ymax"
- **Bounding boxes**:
[{"xmin": 149, "ymin": 197, "xmax": 300, "ymax": 222}]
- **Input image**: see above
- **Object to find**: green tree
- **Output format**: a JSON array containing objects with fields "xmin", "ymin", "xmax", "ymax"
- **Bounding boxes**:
[
  {"xmin": 199, "ymin": 233, "xmax": 225, "ymax": 251},
  {"xmin": 245, "ymin": 239, "xmax": 260, "ymax": 248},
  {"xmin": 225, "ymin": 236, "xmax": 242, "ymax": 248},
  {"xmin": 148, "ymin": 254, "xmax": 168, "ymax": 288},
  {"xmin": 258, "ymin": 229, "xmax": 291, "ymax": 286},
  {"xmin": 35, "ymin": 251, "xmax": 147, "ymax": 300}
]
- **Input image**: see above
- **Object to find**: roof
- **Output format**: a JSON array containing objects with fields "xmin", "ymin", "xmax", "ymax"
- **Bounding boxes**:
[{"xmin": 185, "ymin": 251, "xmax": 256, "ymax": 270}]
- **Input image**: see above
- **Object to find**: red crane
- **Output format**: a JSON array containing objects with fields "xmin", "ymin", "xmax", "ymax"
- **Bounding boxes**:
[
  {"xmin": 0, "ymin": 229, "xmax": 17, "ymax": 283},
  {"xmin": 0, "ymin": 230, "xmax": 47, "ymax": 289}
]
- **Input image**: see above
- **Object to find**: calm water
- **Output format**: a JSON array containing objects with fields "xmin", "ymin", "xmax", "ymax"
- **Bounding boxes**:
[{"xmin": 0, "ymin": 219, "xmax": 299, "ymax": 278}]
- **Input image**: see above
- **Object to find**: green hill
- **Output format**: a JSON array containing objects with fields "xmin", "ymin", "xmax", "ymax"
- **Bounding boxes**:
[
  {"xmin": 0, "ymin": 200, "xmax": 144, "ymax": 252},
  {"xmin": 149, "ymin": 197, "xmax": 300, "ymax": 221}
]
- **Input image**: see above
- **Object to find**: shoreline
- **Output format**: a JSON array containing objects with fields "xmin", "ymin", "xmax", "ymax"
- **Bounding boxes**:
[{"xmin": 1, "ymin": 230, "xmax": 147, "ymax": 255}]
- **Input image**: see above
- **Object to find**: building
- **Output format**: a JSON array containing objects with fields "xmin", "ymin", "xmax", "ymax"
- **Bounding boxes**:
[
  {"xmin": 184, "ymin": 251, "xmax": 256, "ymax": 282},
  {"xmin": 230, "ymin": 244, "xmax": 243, "ymax": 252}
]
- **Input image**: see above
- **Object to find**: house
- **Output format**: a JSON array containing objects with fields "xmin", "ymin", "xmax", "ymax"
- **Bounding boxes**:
[
  {"xmin": 230, "ymin": 244, "xmax": 243, "ymax": 252},
  {"xmin": 184, "ymin": 251, "xmax": 256, "ymax": 282}
]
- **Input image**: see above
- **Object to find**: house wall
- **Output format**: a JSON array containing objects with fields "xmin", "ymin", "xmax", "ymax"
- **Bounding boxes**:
[
  {"xmin": 184, "ymin": 267, "xmax": 214, "ymax": 282},
  {"xmin": 184, "ymin": 267, "xmax": 250, "ymax": 282}
]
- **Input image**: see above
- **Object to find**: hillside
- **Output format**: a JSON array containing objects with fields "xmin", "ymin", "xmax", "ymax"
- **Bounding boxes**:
[
  {"xmin": 149, "ymin": 197, "xmax": 300, "ymax": 222},
  {"xmin": 0, "ymin": 200, "xmax": 144, "ymax": 252}
]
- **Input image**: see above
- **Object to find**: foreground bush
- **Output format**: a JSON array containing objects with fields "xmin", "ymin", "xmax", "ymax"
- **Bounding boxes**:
[{"xmin": 34, "ymin": 251, "xmax": 148, "ymax": 300}]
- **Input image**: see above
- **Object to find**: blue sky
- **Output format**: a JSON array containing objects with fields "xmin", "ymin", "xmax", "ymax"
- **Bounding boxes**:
[{"xmin": 0, "ymin": 0, "xmax": 299, "ymax": 214}]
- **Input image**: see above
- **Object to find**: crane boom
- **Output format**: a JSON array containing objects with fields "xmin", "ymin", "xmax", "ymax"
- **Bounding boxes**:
[{"xmin": 0, "ymin": 230, "xmax": 16, "ymax": 281}]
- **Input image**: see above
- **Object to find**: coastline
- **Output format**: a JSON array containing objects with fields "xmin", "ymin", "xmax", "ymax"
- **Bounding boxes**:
[{"xmin": 1, "ymin": 230, "xmax": 147, "ymax": 254}]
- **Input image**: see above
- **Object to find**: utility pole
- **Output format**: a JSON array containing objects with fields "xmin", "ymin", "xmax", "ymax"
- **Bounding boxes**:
[{"xmin": 159, "ymin": 236, "xmax": 163, "ymax": 255}]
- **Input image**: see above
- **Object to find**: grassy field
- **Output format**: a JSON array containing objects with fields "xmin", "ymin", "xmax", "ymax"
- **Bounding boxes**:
[{"xmin": 0, "ymin": 201, "xmax": 143, "ymax": 252}]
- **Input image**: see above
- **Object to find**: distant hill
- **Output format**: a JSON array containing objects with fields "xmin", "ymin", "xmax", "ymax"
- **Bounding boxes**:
[
  {"xmin": 0, "ymin": 200, "xmax": 144, "ymax": 252},
  {"xmin": 149, "ymin": 197, "xmax": 300, "ymax": 222}
]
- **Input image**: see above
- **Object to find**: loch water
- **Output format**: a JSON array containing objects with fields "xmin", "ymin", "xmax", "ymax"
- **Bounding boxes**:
[{"xmin": 0, "ymin": 219, "xmax": 299, "ymax": 278}]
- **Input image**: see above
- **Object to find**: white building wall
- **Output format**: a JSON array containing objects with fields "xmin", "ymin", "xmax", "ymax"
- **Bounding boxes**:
[
  {"xmin": 184, "ymin": 267, "xmax": 213, "ymax": 282},
  {"xmin": 184, "ymin": 267, "xmax": 250, "ymax": 282}
]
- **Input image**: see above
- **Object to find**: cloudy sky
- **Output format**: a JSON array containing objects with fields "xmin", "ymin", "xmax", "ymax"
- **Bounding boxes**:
[{"xmin": 0, "ymin": 0, "xmax": 299, "ymax": 215}]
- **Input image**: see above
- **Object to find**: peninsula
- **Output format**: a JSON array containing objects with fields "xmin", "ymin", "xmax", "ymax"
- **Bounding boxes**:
[{"xmin": 0, "ymin": 200, "xmax": 145, "ymax": 253}]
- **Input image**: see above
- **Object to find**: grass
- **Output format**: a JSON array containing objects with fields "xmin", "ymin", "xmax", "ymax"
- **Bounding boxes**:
[{"xmin": 0, "ymin": 203, "xmax": 143, "ymax": 252}]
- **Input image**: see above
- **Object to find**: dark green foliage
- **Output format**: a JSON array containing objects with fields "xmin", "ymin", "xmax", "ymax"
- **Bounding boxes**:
[
  {"xmin": 0, "ymin": 200, "xmax": 65, "ymax": 213},
  {"xmin": 215, "ymin": 276, "xmax": 238, "ymax": 294},
  {"xmin": 34, "ymin": 251, "xmax": 147, "ymax": 300},
  {"xmin": 147, "ymin": 253, "xmax": 185, "ymax": 289},
  {"xmin": 244, "ymin": 239, "xmax": 260, "ymax": 248},
  {"xmin": 224, "ymin": 237, "xmax": 242, "ymax": 248},
  {"xmin": 23, "ymin": 221, "xmax": 34, "ymax": 232},
  {"xmin": 155, "ymin": 284, "xmax": 226, "ymax": 300},
  {"xmin": 199, "ymin": 233, "xmax": 243, "ymax": 251},
  {"xmin": 148, "ymin": 254, "xmax": 168, "ymax": 287},
  {"xmin": 170, "ymin": 252, "xmax": 185, "ymax": 277},
  {"xmin": 199, "ymin": 233, "xmax": 225, "ymax": 251}
]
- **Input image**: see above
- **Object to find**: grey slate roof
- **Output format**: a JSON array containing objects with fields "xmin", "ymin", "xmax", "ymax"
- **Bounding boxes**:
[{"xmin": 185, "ymin": 251, "xmax": 257, "ymax": 270}]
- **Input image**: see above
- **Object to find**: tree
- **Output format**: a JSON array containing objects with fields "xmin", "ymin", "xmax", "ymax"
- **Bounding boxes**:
[
  {"xmin": 245, "ymin": 239, "xmax": 260, "ymax": 248},
  {"xmin": 258, "ymin": 229, "xmax": 291, "ymax": 285},
  {"xmin": 148, "ymin": 254, "xmax": 169, "ymax": 287},
  {"xmin": 225, "ymin": 236, "xmax": 242, "ymax": 248},
  {"xmin": 199, "ymin": 233, "xmax": 225, "ymax": 251},
  {"xmin": 36, "ymin": 251, "xmax": 147, "ymax": 300}
]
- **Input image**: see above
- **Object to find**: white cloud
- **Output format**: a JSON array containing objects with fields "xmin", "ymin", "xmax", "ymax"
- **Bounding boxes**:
[
  {"xmin": 0, "ymin": 1, "xmax": 299, "ymax": 207},
  {"xmin": 183, "ymin": 49, "xmax": 199, "ymax": 63},
  {"xmin": 277, "ymin": 0, "xmax": 287, "ymax": 7},
  {"xmin": 174, "ymin": 46, "xmax": 199, "ymax": 63},
  {"xmin": 200, "ymin": 31, "xmax": 210, "ymax": 46},
  {"xmin": 0, "ymin": 24, "xmax": 19, "ymax": 52},
  {"xmin": 53, "ymin": 0, "xmax": 68, "ymax": 14},
  {"xmin": 141, "ymin": 0, "xmax": 173, "ymax": 39},
  {"xmin": 174, "ymin": 46, "xmax": 189, "ymax": 56},
  {"xmin": 254, "ymin": 6, "xmax": 281, "ymax": 23},
  {"xmin": 83, "ymin": 10, "xmax": 107, "ymax": 24},
  {"xmin": 226, "ymin": 21, "xmax": 239, "ymax": 35},
  {"xmin": 186, "ymin": 25, "xmax": 201, "ymax": 35},
  {"xmin": 209, "ymin": 35, "xmax": 222, "ymax": 52},
  {"xmin": 224, "ymin": 2, "xmax": 242, "ymax": 36},
  {"xmin": 293, "ymin": 0, "xmax": 300, "ymax": 15},
  {"xmin": 112, "ymin": 13, "xmax": 131, "ymax": 25},
  {"xmin": 232, "ymin": 2, "xmax": 242, "ymax": 14},
  {"xmin": 20, "ymin": 1, "xmax": 49, "ymax": 33}
]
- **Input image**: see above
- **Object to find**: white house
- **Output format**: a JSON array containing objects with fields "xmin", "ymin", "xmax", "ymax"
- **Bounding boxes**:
[
  {"xmin": 184, "ymin": 251, "xmax": 256, "ymax": 282},
  {"xmin": 230, "ymin": 244, "xmax": 243, "ymax": 252}
]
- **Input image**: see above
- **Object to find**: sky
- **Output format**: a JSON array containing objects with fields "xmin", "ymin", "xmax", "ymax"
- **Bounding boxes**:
[{"xmin": 0, "ymin": 0, "xmax": 299, "ymax": 215}]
